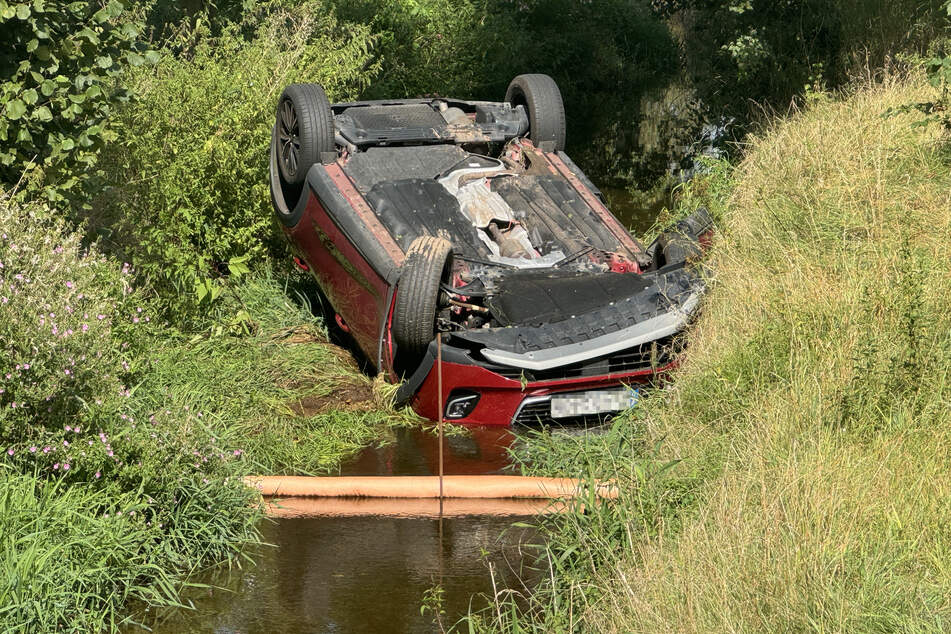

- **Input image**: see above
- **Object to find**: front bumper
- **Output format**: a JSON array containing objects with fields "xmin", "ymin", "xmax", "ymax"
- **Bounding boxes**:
[{"xmin": 399, "ymin": 338, "xmax": 677, "ymax": 426}]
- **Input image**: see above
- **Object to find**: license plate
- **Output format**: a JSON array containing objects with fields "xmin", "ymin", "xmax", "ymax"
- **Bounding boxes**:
[{"xmin": 549, "ymin": 388, "xmax": 638, "ymax": 419}]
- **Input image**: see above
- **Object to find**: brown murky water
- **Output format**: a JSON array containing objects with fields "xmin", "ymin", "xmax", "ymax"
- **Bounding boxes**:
[
  {"xmin": 133, "ymin": 514, "xmax": 540, "ymax": 634},
  {"xmin": 128, "ymin": 427, "xmax": 540, "ymax": 634},
  {"xmin": 340, "ymin": 426, "xmax": 518, "ymax": 477}
]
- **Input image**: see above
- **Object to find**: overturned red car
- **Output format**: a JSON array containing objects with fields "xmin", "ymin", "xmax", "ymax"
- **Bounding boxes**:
[{"xmin": 269, "ymin": 74, "xmax": 711, "ymax": 426}]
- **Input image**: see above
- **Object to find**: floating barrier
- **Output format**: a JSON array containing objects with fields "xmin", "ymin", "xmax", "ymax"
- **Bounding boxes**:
[
  {"xmin": 244, "ymin": 475, "xmax": 616, "ymax": 501},
  {"xmin": 263, "ymin": 496, "xmax": 568, "ymax": 518}
]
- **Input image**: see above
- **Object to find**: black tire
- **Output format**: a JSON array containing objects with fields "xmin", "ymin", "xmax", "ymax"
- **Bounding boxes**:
[
  {"xmin": 654, "ymin": 233, "xmax": 701, "ymax": 269},
  {"xmin": 275, "ymin": 83, "xmax": 335, "ymax": 186},
  {"xmin": 393, "ymin": 236, "xmax": 453, "ymax": 360},
  {"xmin": 269, "ymin": 123, "xmax": 305, "ymax": 227},
  {"xmin": 505, "ymin": 74, "xmax": 566, "ymax": 151}
]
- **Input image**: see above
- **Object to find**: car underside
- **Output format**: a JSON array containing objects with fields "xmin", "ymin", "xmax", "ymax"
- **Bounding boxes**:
[{"xmin": 269, "ymin": 75, "xmax": 712, "ymax": 426}]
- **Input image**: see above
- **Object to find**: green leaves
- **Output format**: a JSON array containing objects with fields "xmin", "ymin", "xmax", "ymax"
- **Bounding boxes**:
[
  {"xmin": 0, "ymin": 0, "xmax": 154, "ymax": 201},
  {"xmin": 195, "ymin": 278, "xmax": 224, "ymax": 304},
  {"xmin": 227, "ymin": 255, "xmax": 251, "ymax": 278},
  {"xmin": 33, "ymin": 105, "xmax": 52, "ymax": 121},
  {"xmin": 925, "ymin": 56, "xmax": 951, "ymax": 89},
  {"xmin": 5, "ymin": 99, "xmax": 27, "ymax": 120},
  {"xmin": 95, "ymin": 5, "xmax": 378, "ymax": 323}
]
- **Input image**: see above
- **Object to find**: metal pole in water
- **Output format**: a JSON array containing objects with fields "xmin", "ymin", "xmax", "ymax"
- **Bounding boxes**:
[
  {"xmin": 437, "ymin": 333, "xmax": 445, "ymax": 506},
  {"xmin": 436, "ymin": 333, "xmax": 445, "ymax": 593}
]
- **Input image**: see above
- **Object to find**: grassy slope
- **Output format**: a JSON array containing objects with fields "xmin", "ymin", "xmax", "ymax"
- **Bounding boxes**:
[
  {"xmin": 584, "ymin": 77, "xmax": 951, "ymax": 632},
  {"xmin": 134, "ymin": 274, "xmax": 414, "ymax": 476}
]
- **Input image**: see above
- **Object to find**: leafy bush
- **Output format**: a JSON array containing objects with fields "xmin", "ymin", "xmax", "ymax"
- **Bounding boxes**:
[
  {"xmin": 95, "ymin": 1, "xmax": 379, "ymax": 321},
  {"xmin": 887, "ymin": 1, "xmax": 951, "ymax": 132},
  {"xmin": 0, "ymin": 196, "xmax": 133, "ymax": 446},
  {"xmin": 0, "ymin": 196, "xmax": 262, "ymax": 631},
  {"xmin": 0, "ymin": 0, "xmax": 151, "ymax": 203},
  {"xmin": 651, "ymin": 0, "xmax": 950, "ymax": 140}
]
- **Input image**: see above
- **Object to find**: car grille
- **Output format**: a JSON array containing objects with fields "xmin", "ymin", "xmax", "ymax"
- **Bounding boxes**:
[
  {"xmin": 512, "ymin": 398, "xmax": 616, "ymax": 427},
  {"xmin": 492, "ymin": 335, "xmax": 681, "ymax": 383}
]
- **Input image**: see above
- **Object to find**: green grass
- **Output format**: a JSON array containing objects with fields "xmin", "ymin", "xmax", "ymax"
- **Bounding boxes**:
[
  {"xmin": 130, "ymin": 273, "xmax": 417, "ymax": 476},
  {"xmin": 476, "ymin": 74, "xmax": 951, "ymax": 632},
  {"xmin": 1, "ymin": 470, "xmax": 219, "ymax": 633}
]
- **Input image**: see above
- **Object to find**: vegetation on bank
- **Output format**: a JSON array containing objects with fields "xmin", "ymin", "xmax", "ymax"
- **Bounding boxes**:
[
  {"xmin": 1, "ymin": 0, "xmax": 950, "ymax": 631},
  {"xmin": 483, "ymin": 75, "xmax": 951, "ymax": 632},
  {"xmin": 0, "ymin": 196, "xmax": 404, "ymax": 630}
]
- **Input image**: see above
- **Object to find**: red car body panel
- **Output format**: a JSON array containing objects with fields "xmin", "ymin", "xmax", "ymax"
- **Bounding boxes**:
[{"xmin": 286, "ymin": 177, "xmax": 391, "ymax": 361}]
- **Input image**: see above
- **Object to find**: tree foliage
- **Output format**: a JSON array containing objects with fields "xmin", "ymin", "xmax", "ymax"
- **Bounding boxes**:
[
  {"xmin": 94, "ymin": 1, "xmax": 379, "ymax": 321},
  {"xmin": 662, "ymin": 0, "xmax": 949, "ymax": 129},
  {"xmin": 0, "ymin": 0, "xmax": 152, "ymax": 203}
]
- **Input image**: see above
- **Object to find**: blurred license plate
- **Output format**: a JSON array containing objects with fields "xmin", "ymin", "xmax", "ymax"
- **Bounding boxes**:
[{"xmin": 549, "ymin": 388, "xmax": 638, "ymax": 419}]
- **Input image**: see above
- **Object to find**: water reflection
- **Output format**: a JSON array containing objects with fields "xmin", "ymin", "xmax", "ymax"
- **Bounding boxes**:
[
  {"xmin": 339, "ymin": 426, "xmax": 518, "ymax": 477},
  {"xmin": 600, "ymin": 185, "xmax": 672, "ymax": 236},
  {"xmin": 133, "ymin": 515, "xmax": 540, "ymax": 634}
]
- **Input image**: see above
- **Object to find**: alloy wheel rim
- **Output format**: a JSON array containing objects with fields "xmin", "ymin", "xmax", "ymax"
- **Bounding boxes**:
[{"xmin": 278, "ymin": 99, "xmax": 300, "ymax": 177}]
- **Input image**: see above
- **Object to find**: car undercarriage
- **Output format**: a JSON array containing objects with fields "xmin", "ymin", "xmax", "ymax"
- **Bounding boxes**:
[{"xmin": 269, "ymin": 75, "xmax": 712, "ymax": 425}]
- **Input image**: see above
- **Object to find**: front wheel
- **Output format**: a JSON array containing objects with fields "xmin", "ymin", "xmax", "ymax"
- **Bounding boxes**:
[{"xmin": 393, "ymin": 236, "xmax": 453, "ymax": 363}]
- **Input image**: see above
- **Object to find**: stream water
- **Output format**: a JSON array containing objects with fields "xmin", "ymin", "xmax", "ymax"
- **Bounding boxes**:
[
  {"xmin": 601, "ymin": 185, "xmax": 671, "ymax": 237},
  {"xmin": 129, "ymin": 186, "xmax": 659, "ymax": 634},
  {"xmin": 127, "ymin": 427, "xmax": 538, "ymax": 634},
  {"xmin": 133, "ymin": 514, "xmax": 540, "ymax": 634}
]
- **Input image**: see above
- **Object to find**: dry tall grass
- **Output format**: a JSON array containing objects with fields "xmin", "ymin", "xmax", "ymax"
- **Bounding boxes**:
[{"xmin": 588, "ymin": 77, "xmax": 951, "ymax": 632}]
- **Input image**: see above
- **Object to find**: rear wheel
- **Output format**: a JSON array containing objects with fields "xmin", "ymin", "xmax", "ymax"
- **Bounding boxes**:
[
  {"xmin": 276, "ymin": 83, "xmax": 335, "ymax": 185},
  {"xmin": 393, "ymin": 236, "xmax": 453, "ymax": 363},
  {"xmin": 505, "ymin": 74, "xmax": 566, "ymax": 151}
]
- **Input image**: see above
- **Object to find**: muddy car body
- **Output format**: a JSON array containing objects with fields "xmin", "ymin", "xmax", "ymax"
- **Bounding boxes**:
[{"xmin": 269, "ymin": 75, "xmax": 711, "ymax": 426}]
